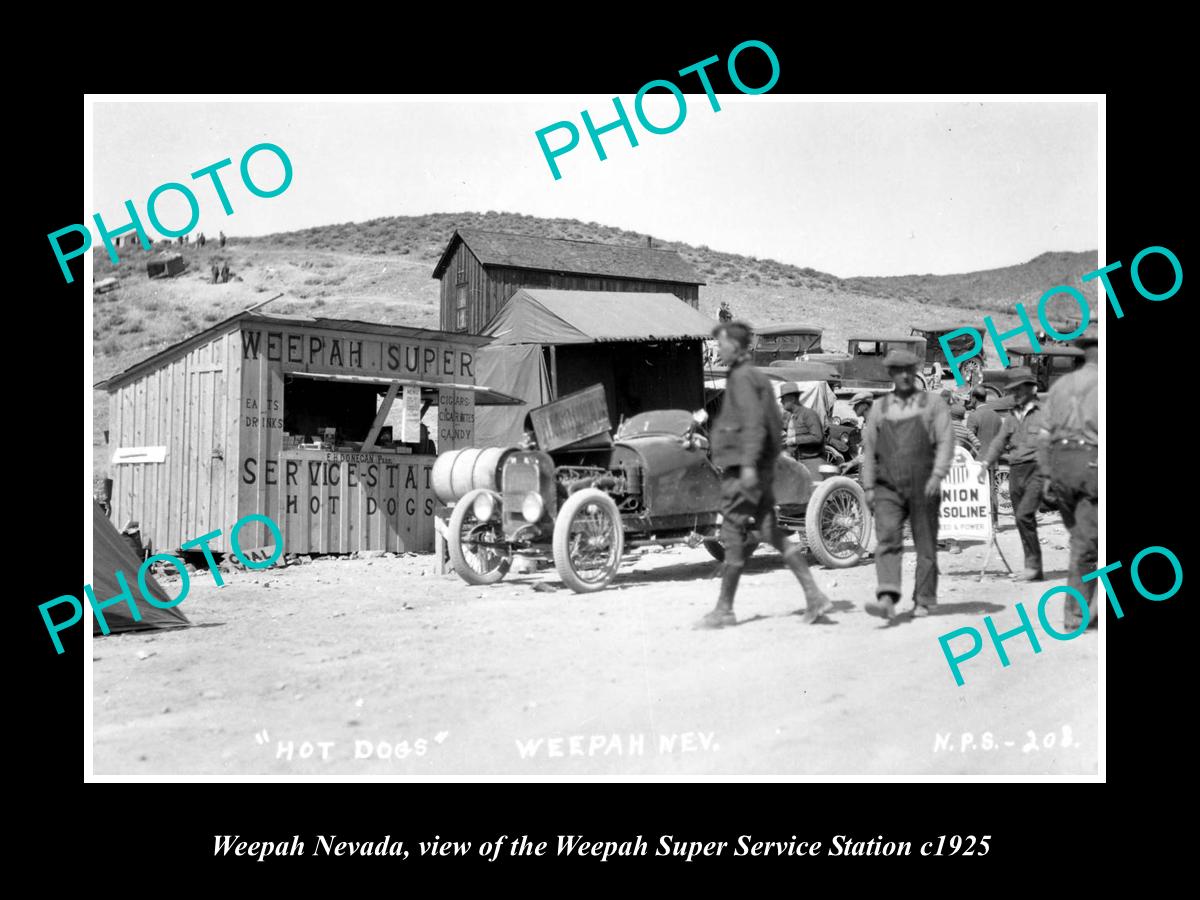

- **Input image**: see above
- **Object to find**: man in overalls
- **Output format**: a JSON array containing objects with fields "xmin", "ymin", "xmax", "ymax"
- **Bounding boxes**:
[
  {"xmin": 862, "ymin": 349, "xmax": 954, "ymax": 622},
  {"xmin": 696, "ymin": 321, "xmax": 834, "ymax": 629},
  {"xmin": 1039, "ymin": 335, "xmax": 1099, "ymax": 631}
]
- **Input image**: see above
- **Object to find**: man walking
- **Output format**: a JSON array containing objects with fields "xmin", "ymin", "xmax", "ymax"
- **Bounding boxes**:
[
  {"xmin": 1039, "ymin": 336, "xmax": 1099, "ymax": 630},
  {"xmin": 697, "ymin": 321, "xmax": 833, "ymax": 629},
  {"xmin": 862, "ymin": 349, "xmax": 954, "ymax": 622},
  {"xmin": 780, "ymin": 383, "xmax": 825, "ymax": 459},
  {"xmin": 979, "ymin": 367, "xmax": 1047, "ymax": 581}
]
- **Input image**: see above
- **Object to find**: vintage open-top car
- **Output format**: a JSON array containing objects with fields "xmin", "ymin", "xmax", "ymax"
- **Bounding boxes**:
[
  {"xmin": 432, "ymin": 386, "xmax": 870, "ymax": 594},
  {"xmin": 748, "ymin": 323, "xmax": 825, "ymax": 365}
]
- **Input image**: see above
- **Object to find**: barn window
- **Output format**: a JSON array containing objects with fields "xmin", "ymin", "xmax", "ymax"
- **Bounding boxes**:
[
  {"xmin": 455, "ymin": 284, "xmax": 468, "ymax": 331},
  {"xmin": 456, "ymin": 250, "xmax": 468, "ymax": 284}
]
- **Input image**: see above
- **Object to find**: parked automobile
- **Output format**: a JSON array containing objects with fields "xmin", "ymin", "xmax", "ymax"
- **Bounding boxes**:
[
  {"xmin": 910, "ymin": 323, "xmax": 989, "ymax": 388},
  {"xmin": 433, "ymin": 388, "xmax": 870, "ymax": 594},
  {"xmin": 748, "ymin": 323, "xmax": 825, "ymax": 365},
  {"xmin": 808, "ymin": 335, "xmax": 930, "ymax": 391},
  {"xmin": 980, "ymin": 343, "xmax": 1084, "ymax": 398}
]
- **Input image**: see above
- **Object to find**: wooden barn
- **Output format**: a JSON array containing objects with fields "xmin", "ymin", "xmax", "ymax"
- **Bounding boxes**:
[
  {"xmin": 432, "ymin": 228, "xmax": 704, "ymax": 334},
  {"xmin": 96, "ymin": 311, "xmax": 518, "ymax": 557}
]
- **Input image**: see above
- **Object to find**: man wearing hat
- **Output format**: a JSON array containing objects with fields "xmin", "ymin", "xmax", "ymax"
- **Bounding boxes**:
[
  {"xmin": 1039, "ymin": 336, "xmax": 1099, "ymax": 630},
  {"xmin": 967, "ymin": 385, "xmax": 1005, "ymax": 525},
  {"xmin": 979, "ymin": 367, "xmax": 1049, "ymax": 581},
  {"xmin": 862, "ymin": 348, "xmax": 954, "ymax": 621},
  {"xmin": 697, "ymin": 321, "xmax": 833, "ymax": 629},
  {"xmin": 780, "ymin": 383, "xmax": 825, "ymax": 459},
  {"xmin": 850, "ymin": 392, "xmax": 874, "ymax": 427}
]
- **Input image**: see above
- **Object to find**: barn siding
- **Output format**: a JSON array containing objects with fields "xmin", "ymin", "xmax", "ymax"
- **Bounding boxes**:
[
  {"xmin": 437, "ymin": 238, "xmax": 702, "ymax": 335},
  {"xmin": 108, "ymin": 330, "xmax": 239, "ymax": 555}
]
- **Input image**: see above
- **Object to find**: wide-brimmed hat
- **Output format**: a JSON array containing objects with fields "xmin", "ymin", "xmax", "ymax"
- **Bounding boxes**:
[
  {"xmin": 883, "ymin": 348, "xmax": 920, "ymax": 368},
  {"xmin": 1006, "ymin": 367, "xmax": 1038, "ymax": 390},
  {"xmin": 850, "ymin": 391, "xmax": 874, "ymax": 407},
  {"xmin": 779, "ymin": 382, "xmax": 801, "ymax": 398}
]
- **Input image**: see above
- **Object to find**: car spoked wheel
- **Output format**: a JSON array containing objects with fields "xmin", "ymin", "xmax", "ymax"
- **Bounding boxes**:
[
  {"xmin": 448, "ymin": 488, "xmax": 511, "ymax": 585},
  {"xmin": 804, "ymin": 476, "xmax": 870, "ymax": 568},
  {"xmin": 552, "ymin": 488, "xmax": 624, "ymax": 593}
]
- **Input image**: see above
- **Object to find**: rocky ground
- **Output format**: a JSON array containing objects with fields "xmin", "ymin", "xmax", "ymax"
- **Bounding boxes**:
[{"xmin": 92, "ymin": 514, "xmax": 1097, "ymax": 778}]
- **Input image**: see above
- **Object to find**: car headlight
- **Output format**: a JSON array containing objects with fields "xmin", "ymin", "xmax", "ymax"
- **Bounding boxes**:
[
  {"xmin": 521, "ymin": 491, "xmax": 544, "ymax": 523},
  {"xmin": 472, "ymin": 492, "xmax": 495, "ymax": 521}
]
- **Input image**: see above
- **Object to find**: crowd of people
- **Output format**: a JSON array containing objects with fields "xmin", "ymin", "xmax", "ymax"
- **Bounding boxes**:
[{"xmin": 698, "ymin": 321, "xmax": 1100, "ymax": 634}]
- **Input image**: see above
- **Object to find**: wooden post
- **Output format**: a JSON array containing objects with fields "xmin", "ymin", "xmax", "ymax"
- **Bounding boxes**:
[
  {"xmin": 361, "ymin": 380, "xmax": 400, "ymax": 452},
  {"xmin": 549, "ymin": 345, "xmax": 559, "ymax": 398}
]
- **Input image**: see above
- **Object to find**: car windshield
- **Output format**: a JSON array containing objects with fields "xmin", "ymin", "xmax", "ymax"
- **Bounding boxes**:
[{"xmin": 616, "ymin": 410, "xmax": 694, "ymax": 438}]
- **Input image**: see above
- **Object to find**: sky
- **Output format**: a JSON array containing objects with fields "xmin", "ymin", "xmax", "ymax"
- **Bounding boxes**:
[{"xmin": 91, "ymin": 98, "xmax": 1098, "ymax": 278}]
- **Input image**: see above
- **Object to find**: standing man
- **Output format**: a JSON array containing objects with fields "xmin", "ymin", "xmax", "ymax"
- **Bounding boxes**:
[
  {"xmin": 697, "ymin": 321, "xmax": 833, "ymax": 629},
  {"xmin": 718, "ymin": 300, "xmax": 733, "ymax": 323},
  {"xmin": 219, "ymin": 230, "xmax": 227, "ymax": 248},
  {"xmin": 780, "ymin": 383, "xmax": 825, "ymax": 459},
  {"xmin": 211, "ymin": 263, "xmax": 220, "ymax": 284},
  {"xmin": 979, "ymin": 368, "xmax": 1047, "ymax": 581},
  {"xmin": 967, "ymin": 385, "xmax": 1005, "ymax": 526},
  {"xmin": 1039, "ymin": 336, "xmax": 1099, "ymax": 631},
  {"xmin": 862, "ymin": 349, "xmax": 954, "ymax": 621},
  {"xmin": 220, "ymin": 262, "xmax": 231, "ymax": 283}
]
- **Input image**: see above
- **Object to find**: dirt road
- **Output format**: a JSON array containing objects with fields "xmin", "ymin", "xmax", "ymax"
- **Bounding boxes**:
[{"xmin": 92, "ymin": 516, "xmax": 1097, "ymax": 777}]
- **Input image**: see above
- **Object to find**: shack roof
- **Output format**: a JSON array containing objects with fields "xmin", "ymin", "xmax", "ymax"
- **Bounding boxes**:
[
  {"xmin": 432, "ymin": 228, "xmax": 704, "ymax": 285},
  {"xmin": 754, "ymin": 323, "xmax": 825, "ymax": 336},
  {"xmin": 482, "ymin": 289, "xmax": 715, "ymax": 345},
  {"xmin": 95, "ymin": 308, "xmax": 493, "ymax": 391}
]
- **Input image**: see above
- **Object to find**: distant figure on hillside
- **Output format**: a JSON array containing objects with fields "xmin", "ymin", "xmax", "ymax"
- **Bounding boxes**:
[
  {"xmin": 197, "ymin": 232, "xmax": 206, "ymax": 248},
  {"xmin": 220, "ymin": 262, "xmax": 231, "ymax": 283},
  {"xmin": 211, "ymin": 264, "xmax": 220, "ymax": 284},
  {"xmin": 219, "ymin": 231, "xmax": 227, "ymax": 248},
  {"xmin": 718, "ymin": 300, "xmax": 733, "ymax": 323}
]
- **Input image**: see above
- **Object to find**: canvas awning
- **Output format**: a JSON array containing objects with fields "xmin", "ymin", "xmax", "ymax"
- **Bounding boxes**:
[
  {"xmin": 285, "ymin": 371, "xmax": 522, "ymax": 405},
  {"xmin": 482, "ymin": 289, "xmax": 715, "ymax": 345}
]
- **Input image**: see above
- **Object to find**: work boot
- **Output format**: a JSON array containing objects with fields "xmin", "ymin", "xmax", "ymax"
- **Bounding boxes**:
[
  {"xmin": 783, "ymin": 549, "xmax": 832, "ymax": 623},
  {"xmin": 912, "ymin": 604, "xmax": 931, "ymax": 618},
  {"xmin": 865, "ymin": 592, "xmax": 898, "ymax": 622},
  {"xmin": 1013, "ymin": 568, "xmax": 1044, "ymax": 582},
  {"xmin": 695, "ymin": 565, "xmax": 742, "ymax": 629}
]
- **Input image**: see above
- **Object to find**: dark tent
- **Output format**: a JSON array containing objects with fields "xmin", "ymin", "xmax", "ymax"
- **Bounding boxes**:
[
  {"xmin": 476, "ymin": 290, "xmax": 714, "ymax": 442},
  {"xmin": 92, "ymin": 502, "xmax": 190, "ymax": 636}
]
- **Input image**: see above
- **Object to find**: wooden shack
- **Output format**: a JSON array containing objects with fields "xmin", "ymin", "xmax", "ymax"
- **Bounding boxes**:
[
  {"xmin": 146, "ymin": 252, "xmax": 186, "ymax": 279},
  {"xmin": 432, "ymin": 228, "xmax": 704, "ymax": 334},
  {"xmin": 96, "ymin": 312, "xmax": 517, "ymax": 557}
]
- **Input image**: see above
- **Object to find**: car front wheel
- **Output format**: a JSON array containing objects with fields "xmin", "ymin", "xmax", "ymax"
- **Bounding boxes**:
[
  {"xmin": 552, "ymin": 488, "xmax": 624, "ymax": 593},
  {"xmin": 804, "ymin": 476, "xmax": 870, "ymax": 568}
]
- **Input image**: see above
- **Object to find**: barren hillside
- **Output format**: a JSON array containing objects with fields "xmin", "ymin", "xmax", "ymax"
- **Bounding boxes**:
[{"xmin": 90, "ymin": 211, "xmax": 1097, "ymax": 483}]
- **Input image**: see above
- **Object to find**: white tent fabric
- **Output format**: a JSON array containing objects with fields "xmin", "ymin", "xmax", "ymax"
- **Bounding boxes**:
[{"xmin": 472, "ymin": 344, "xmax": 552, "ymax": 448}]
